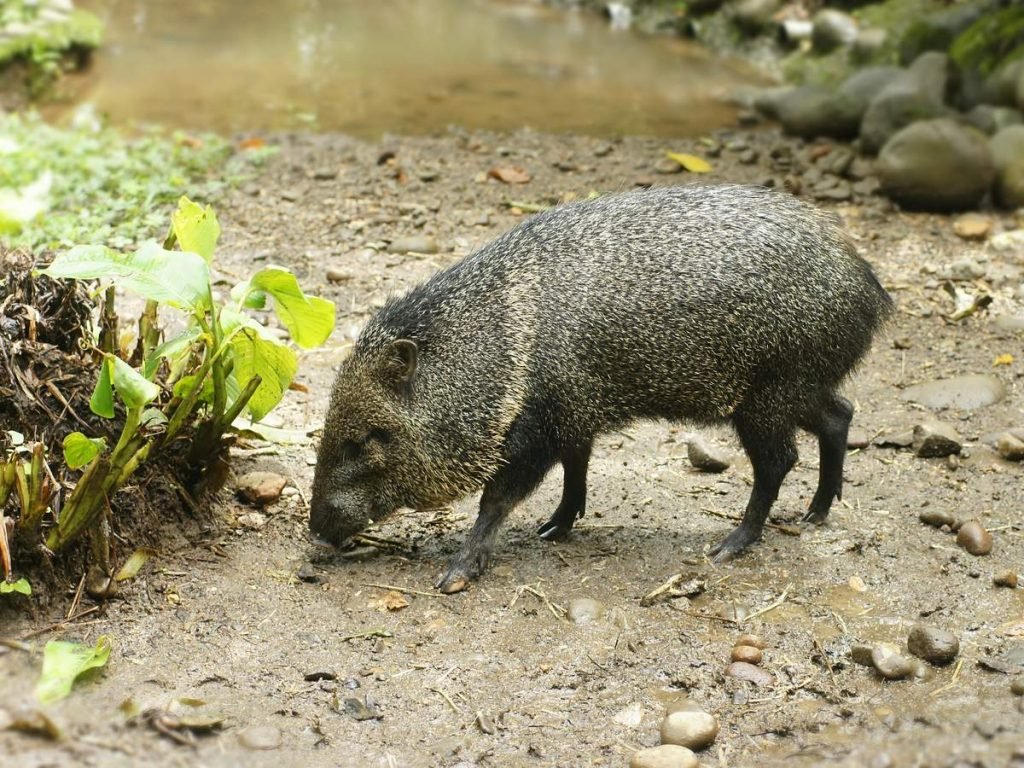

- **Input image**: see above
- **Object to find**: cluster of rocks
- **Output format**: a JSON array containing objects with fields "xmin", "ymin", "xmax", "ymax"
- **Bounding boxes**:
[
  {"xmin": 630, "ymin": 703, "xmax": 719, "ymax": 768},
  {"xmin": 852, "ymin": 624, "xmax": 960, "ymax": 681},
  {"xmin": 758, "ymin": 48, "xmax": 1024, "ymax": 211}
]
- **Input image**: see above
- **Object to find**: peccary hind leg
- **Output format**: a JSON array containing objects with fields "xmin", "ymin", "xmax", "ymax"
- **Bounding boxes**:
[
  {"xmin": 710, "ymin": 412, "xmax": 798, "ymax": 563},
  {"xmin": 801, "ymin": 393, "xmax": 853, "ymax": 524},
  {"xmin": 437, "ymin": 433, "xmax": 555, "ymax": 593},
  {"xmin": 537, "ymin": 442, "xmax": 592, "ymax": 541}
]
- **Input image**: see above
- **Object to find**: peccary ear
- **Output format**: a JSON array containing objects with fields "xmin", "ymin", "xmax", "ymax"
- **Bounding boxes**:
[{"xmin": 388, "ymin": 339, "xmax": 418, "ymax": 385}]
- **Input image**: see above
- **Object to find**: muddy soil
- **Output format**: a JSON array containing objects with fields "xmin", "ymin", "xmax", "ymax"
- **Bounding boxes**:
[{"xmin": 2, "ymin": 127, "xmax": 1023, "ymax": 768}]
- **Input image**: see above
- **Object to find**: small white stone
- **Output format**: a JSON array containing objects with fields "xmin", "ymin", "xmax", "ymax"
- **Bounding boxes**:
[
  {"xmin": 660, "ymin": 710, "xmax": 719, "ymax": 751},
  {"xmin": 630, "ymin": 744, "xmax": 699, "ymax": 768}
]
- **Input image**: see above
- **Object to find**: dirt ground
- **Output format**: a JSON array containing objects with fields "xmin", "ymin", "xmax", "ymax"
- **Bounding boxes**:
[{"xmin": 2, "ymin": 127, "xmax": 1023, "ymax": 768}]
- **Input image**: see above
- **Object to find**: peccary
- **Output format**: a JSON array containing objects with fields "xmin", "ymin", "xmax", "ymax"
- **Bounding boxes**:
[{"xmin": 310, "ymin": 184, "xmax": 893, "ymax": 593}]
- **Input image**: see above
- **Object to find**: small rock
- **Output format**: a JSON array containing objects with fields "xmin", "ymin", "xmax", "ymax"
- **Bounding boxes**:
[
  {"xmin": 726, "ymin": 661, "xmax": 773, "ymax": 686},
  {"xmin": 735, "ymin": 633, "xmax": 766, "ymax": 649},
  {"xmin": 956, "ymin": 520, "xmax": 993, "ymax": 556},
  {"xmin": 876, "ymin": 430, "xmax": 914, "ymax": 448},
  {"xmin": 297, "ymin": 564, "xmax": 321, "ymax": 583},
  {"xmin": 861, "ymin": 53, "xmax": 950, "ymax": 155},
  {"xmin": 993, "ymin": 570, "xmax": 1018, "ymax": 589},
  {"xmin": 731, "ymin": 645, "xmax": 763, "ymax": 665},
  {"xmin": 344, "ymin": 696, "xmax": 383, "ymax": 721},
  {"xmin": 907, "ymin": 625, "xmax": 960, "ymax": 666},
  {"xmin": 812, "ymin": 9, "xmax": 858, "ymax": 53},
  {"xmin": 238, "ymin": 725, "xmax": 283, "ymax": 750},
  {"xmin": 568, "ymin": 597, "xmax": 605, "ymax": 624},
  {"xmin": 417, "ymin": 169, "xmax": 440, "ymax": 182},
  {"xmin": 237, "ymin": 512, "xmax": 267, "ymax": 530},
  {"xmin": 613, "ymin": 702, "xmax": 643, "ymax": 727},
  {"xmin": 845, "ymin": 429, "xmax": 869, "ymax": 449},
  {"xmin": 953, "ymin": 214, "xmax": 993, "ymax": 241},
  {"xmin": 280, "ymin": 189, "xmax": 301, "ymax": 202},
  {"xmin": 593, "ymin": 143, "xmax": 614, "ymax": 157},
  {"xmin": 871, "ymin": 643, "xmax": 915, "ymax": 680},
  {"xmin": 630, "ymin": 744, "xmax": 699, "ymax": 768},
  {"xmin": 687, "ymin": 439, "xmax": 731, "ymax": 473},
  {"xmin": 303, "ymin": 670, "xmax": 337, "ymax": 682},
  {"xmin": 655, "ymin": 158, "xmax": 683, "ymax": 175},
  {"xmin": 387, "ymin": 236, "xmax": 439, "ymax": 255},
  {"xmin": 660, "ymin": 710, "xmax": 719, "ymax": 751},
  {"xmin": 738, "ymin": 149, "xmax": 759, "ymax": 165},
  {"xmin": 1011, "ymin": 677, "xmax": 1024, "ymax": 696},
  {"xmin": 311, "ymin": 167, "xmax": 338, "ymax": 181},
  {"xmin": 326, "ymin": 268, "xmax": 353, "ymax": 283},
  {"xmin": 913, "ymin": 421, "xmax": 962, "ymax": 459},
  {"xmin": 996, "ymin": 433, "xmax": 1024, "ymax": 461},
  {"xmin": 851, "ymin": 644, "xmax": 875, "ymax": 667},
  {"xmin": 236, "ymin": 471, "xmax": 288, "ymax": 506},
  {"xmin": 901, "ymin": 375, "xmax": 1007, "ymax": 410},
  {"xmin": 919, "ymin": 509, "xmax": 955, "ymax": 528}
]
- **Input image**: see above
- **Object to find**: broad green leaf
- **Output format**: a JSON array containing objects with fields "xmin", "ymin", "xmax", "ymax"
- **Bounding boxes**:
[
  {"xmin": 665, "ymin": 151, "xmax": 712, "ymax": 174},
  {"xmin": 172, "ymin": 373, "xmax": 214, "ymax": 404},
  {"xmin": 1, "ymin": 578, "xmax": 32, "ymax": 596},
  {"xmin": 143, "ymin": 326, "xmax": 202, "ymax": 380},
  {"xmin": 171, "ymin": 196, "xmax": 220, "ymax": 262},
  {"xmin": 114, "ymin": 547, "xmax": 157, "ymax": 582},
  {"xmin": 36, "ymin": 636, "xmax": 112, "ymax": 705},
  {"xmin": 240, "ymin": 268, "xmax": 336, "ymax": 349},
  {"xmin": 229, "ymin": 328, "xmax": 297, "ymax": 421},
  {"xmin": 90, "ymin": 357, "xmax": 115, "ymax": 418},
  {"xmin": 109, "ymin": 355, "xmax": 161, "ymax": 408},
  {"xmin": 62, "ymin": 433, "xmax": 107, "ymax": 469},
  {"xmin": 141, "ymin": 408, "xmax": 168, "ymax": 427},
  {"xmin": 39, "ymin": 241, "xmax": 210, "ymax": 311}
]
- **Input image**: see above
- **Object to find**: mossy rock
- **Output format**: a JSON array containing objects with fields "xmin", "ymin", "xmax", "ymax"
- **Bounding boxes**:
[
  {"xmin": 0, "ymin": 9, "xmax": 103, "ymax": 67},
  {"xmin": 897, "ymin": 2, "xmax": 992, "ymax": 66},
  {"xmin": 950, "ymin": 6, "xmax": 1024, "ymax": 76}
]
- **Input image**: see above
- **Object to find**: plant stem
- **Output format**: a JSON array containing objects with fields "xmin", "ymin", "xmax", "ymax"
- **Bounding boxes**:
[{"xmin": 219, "ymin": 374, "xmax": 262, "ymax": 432}]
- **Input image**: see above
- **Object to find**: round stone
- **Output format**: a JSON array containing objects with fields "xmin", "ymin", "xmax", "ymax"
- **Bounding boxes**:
[
  {"xmin": 630, "ymin": 744, "xmax": 699, "ymax": 768},
  {"xmin": 687, "ymin": 438, "xmax": 731, "ymax": 473},
  {"xmin": 735, "ymin": 633, "xmax": 767, "ymax": 649},
  {"xmin": 660, "ymin": 710, "xmax": 719, "ymax": 751},
  {"xmin": 956, "ymin": 520, "xmax": 993, "ymax": 556},
  {"xmin": 993, "ymin": 570, "xmax": 1018, "ymax": 588},
  {"xmin": 731, "ymin": 645, "xmax": 763, "ymax": 665},
  {"xmin": 871, "ymin": 643, "xmax": 914, "ymax": 679},
  {"xmin": 901, "ymin": 375, "xmax": 1007, "ymax": 410},
  {"xmin": 919, "ymin": 510, "xmax": 955, "ymax": 528},
  {"xmin": 1011, "ymin": 677, "xmax": 1024, "ymax": 696},
  {"xmin": 567, "ymin": 597, "xmax": 605, "ymax": 624},
  {"xmin": 907, "ymin": 625, "xmax": 960, "ymax": 666},
  {"xmin": 726, "ymin": 661, "xmax": 773, "ymax": 686},
  {"xmin": 238, "ymin": 725, "xmax": 283, "ymax": 750}
]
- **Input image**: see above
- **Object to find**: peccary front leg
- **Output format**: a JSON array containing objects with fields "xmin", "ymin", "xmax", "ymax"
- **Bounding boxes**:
[
  {"xmin": 537, "ymin": 442, "xmax": 592, "ymax": 541},
  {"xmin": 801, "ymin": 394, "xmax": 853, "ymax": 524},
  {"xmin": 709, "ymin": 414, "xmax": 797, "ymax": 563},
  {"xmin": 436, "ymin": 447, "xmax": 554, "ymax": 594}
]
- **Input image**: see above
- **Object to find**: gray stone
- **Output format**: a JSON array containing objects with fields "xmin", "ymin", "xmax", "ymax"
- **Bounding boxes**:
[
  {"xmin": 901, "ymin": 374, "xmax": 1007, "ymax": 410},
  {"xmin": 991, "ymin": 126, "xmax": 1024, "ymax": 209},
  {"xmin": 996, "ymin": 433, "xmax": 1024, "ymax": 461},
  {"xmin": 871, "ymin": 643, "xmax": 914, "ymax": 680},
  {"xmin": 726, "ymin": 661, "xmax": 773, "ymax": 686},
  {"xmin": 852, "ymin": 27, "xmax": 887, "ymax": 63},
  {"xmin": 964, "ymin": 105, "xmax": 1023, "ymax": 136},
  {"xmin": 772, "ymin": 68, "xmax": 900, "ymax": 141},
  {"xmin": 731, "ymin": 0, "xmax": 782, "ymax": 35},
  {"xmin": 774, "ymin": 86, "xmax": 840, "ymax": 139},
  {"xmin": 387, "ymin": 235, "xmax": 440, "ymax": 254},
  {"xmin": 238, "ymin": 725, "xmax": 283, "ymax": 750},
  {"xmin": 812, "ymin": 10, "xmax": 858, "ymax": 53},
  {"xmin": 687, "ymin": 438, "xmax": 731, "ymax": 473},
  {"xmin": 907, "ymin": 625, "xmax": 960, "ymax": 666},
  {"xmin": 877, "ymin": 119, "xmax": 995, "ymax": 211},
  {"xmin": 983, "ymin": 59, "xmax": 1024, "ymax": 107},
  {"xmin": 860, "ymin": 53, "xmax": 951, "ymax": 155},
  {"xmin": 913, "ymin": 421, "xmax": 962, "ymax": 458}
]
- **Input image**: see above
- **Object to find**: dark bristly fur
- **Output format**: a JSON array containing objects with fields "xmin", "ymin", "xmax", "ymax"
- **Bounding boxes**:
[{"xmin": 310, "ymin": 184, "xmax": 894, "ymax": 593}]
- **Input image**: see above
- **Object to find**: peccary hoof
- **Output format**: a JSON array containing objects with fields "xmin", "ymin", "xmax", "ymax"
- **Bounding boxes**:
[{"xmin": 537, "ymin": 520, "xmax": 573, "ymax": 541}]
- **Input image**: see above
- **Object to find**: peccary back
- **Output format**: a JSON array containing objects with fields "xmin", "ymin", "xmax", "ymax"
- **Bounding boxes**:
[{"xmin": 311, "ymin": 184, "xmax": 893, "ymax": 592}]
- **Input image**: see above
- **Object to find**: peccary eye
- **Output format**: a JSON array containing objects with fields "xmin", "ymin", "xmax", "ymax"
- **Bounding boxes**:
[
  {"xmin": 368, "ymin": 429, "xmax": 392, "ymax": 445},
  {"xmin": 340, "ymin": 440, "xmax": 361, "ymax": 462}
]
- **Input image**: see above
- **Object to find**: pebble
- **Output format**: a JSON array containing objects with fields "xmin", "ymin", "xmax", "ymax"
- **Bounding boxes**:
[
  {"xmin": 871, "ymin": 643, "xmax": 915, "ymax": 680},
  {"xmin": 850, "ymin": 644, "xmax": 874, "ymax": 667},
  {"xmin": 567, "ymin": 597, "xmax": 605, "ymax": 624},
  {"xmin": 919, "ymin": 509, "xmax": 955, "ymax": 528},
  {"xmin": 238, "ymin": 725, "xmax": 283, "ymax": 750},
  {"xmin": 726, "ymin": 661, "xmax": 773, "ymax": 686},
  {"xmin": 956, "ymin": 520, "xmax": 993, "ymax": 556},
  {"xmin": 907, "ymin": 625, "xmax": 960, "ymax": 666},
  {"xmin": 630, "ymin": 744, "xmax": 699, "ymax": 768},
  {"xmin": 731, "ymin": 645, "xmax": 763, "ymax": 665},
  {"xmin": 613, "ymin": 702, "xmax": 643, "ymax": 727},
  {"xmin": 687, "ymin": 438, "xmax": 731, "ymax": 473},
  {"xmin": 654, "ymin": 157, "xmax": 683, "ymax": 175},
  {"xmin": 593, "ymin": 143, "xmax": 614, "ymax": 157},
  {"xmin": 660, "ymin": 710, "xmax": 718, "ymax": 751},
  {"xmin": 735, "ymin": 633, "xmax": 766, "ymax": 649},
  {"xmin": 296, "ymin": 564, "xmax": 321, "ymax": 583},
  {"xmin": 1011, "ymin": 677, "xmax": 1024, "ymax": 696},
  {"xmin": 326, "ymin": 268, "xmax": 353, "ymax": 283},
  {"xmin": 912, "ymin": 421, "xmax": 962, "ymax": 459},
  {"xmin": 846, "ymin": 429, "xmax": 870, "ymax": 449},
  {"xmin": 993, "ymin": 570, "xmax": 1018, "ymax": 588},
  {"xmin": 996, "ymin": 433, "xmax": 1024, "ymax": 461},
  {"xmin": 387, "ymin": 235, "xmax": 439, "ymax": 254},
  {"xmin": 235, "ymin": 471, "xmax": 288, "ymax": 506},
  {"xmin": 953, "ymin": 213, "xmax": 993, "ymax": 241},
  {"xmin": 901, "ymin": 375, "xmax": 1007, "ymax": 410},
  {"xmin": 311, "ymin": 167, "xmax": 339, "ymax": 181}
]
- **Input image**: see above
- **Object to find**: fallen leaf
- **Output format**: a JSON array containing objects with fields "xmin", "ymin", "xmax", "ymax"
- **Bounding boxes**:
[
  {"xmin": 488, "ymin": 166, "xmax": 531, "ymax": 184},
  {"xmin": 380, "ymin": 591, "xmax": 409, "ymax": 611},
  {"xmin": 238, "ymin": 137, "xmax": 266, "ymax": 150},
  {"xmin": 848, "ymin": 576, "xmax": 867, "ymax": 593},
  {"xmin": 36, "ymin": 637, "xmax": 112, "ymax": 705},
  {"xmin": 993, "ymin": 354, "xmax": 1014, "ymax": 366},
  {"xmin": 665, "ymin": 151, "xmax": 712, "ymax": 174},
  {"xmin": 114, "ymin": 547, "xmax": 157, "ymax": 582}
]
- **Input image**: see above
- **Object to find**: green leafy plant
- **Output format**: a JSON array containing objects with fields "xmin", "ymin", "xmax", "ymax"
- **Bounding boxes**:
[
  {"xmin": 35, "ymin": 636, "xmax": 112, "ymax": 705},
  {"xmin": 3, "ymin": 197, "xmax": 335, "ymax": 578}
]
